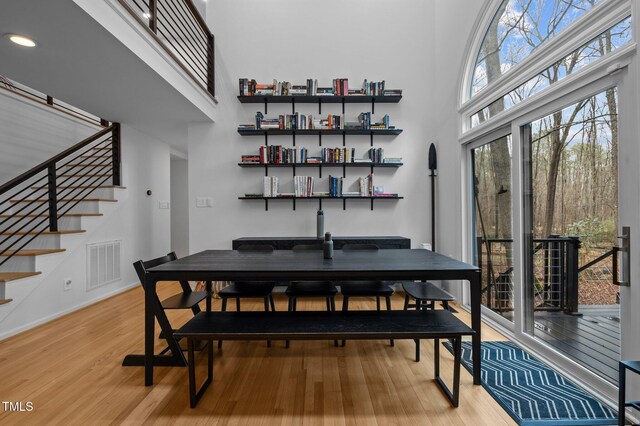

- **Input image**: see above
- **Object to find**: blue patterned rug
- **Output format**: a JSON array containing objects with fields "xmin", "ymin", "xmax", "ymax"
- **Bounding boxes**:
[{"xmin": 444, "ymin": 341, "xmax": 617, "ymax": 425}]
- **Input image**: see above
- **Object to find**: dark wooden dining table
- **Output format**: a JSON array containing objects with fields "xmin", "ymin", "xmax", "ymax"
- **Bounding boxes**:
[{"xmin": 139, "ymin": 248, "xmax": 482, "ymax": 386}]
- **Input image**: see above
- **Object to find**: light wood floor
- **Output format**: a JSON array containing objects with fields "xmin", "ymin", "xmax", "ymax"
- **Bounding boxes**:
[{"xmin": 0, "ymin": 285, "xmax": 514, "ymax": 425}]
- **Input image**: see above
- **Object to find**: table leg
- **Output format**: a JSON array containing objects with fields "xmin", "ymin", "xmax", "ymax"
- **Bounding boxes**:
[
  {"xmin": 206, "ymin": 280, "xmax": 212, "ymax": 313},
  {"xmin": 470, "ymin": 270, "xmax": 482, "ymax": 385},
  {"xmin": 144, "ymin": 277, "xmax": 156, "ymax": 386}
]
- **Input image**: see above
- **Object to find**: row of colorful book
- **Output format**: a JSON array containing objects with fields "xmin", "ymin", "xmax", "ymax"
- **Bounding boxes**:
[
  {"xmin": 240, "ymin": 146, "xmax": 402, "ymax": 165},
  {"xmin": 239, "ymin": 78, "xmax": 401, "ymax": 97},
  {"xmin": 246, "ymin": 174, "xmax": 397, "ymax": 198},
  {"xmin": 239, "ymin": 112, "xmax": 394, "ymax": 131}
]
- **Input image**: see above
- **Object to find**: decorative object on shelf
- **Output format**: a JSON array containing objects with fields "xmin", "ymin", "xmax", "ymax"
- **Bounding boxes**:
[
  {"xmin": 316, "ymin": 209, "xmax": 324, "ymax": 238},
  {"xmin": 323, "ymin": 232, "xmax": 333, "ymax": 259},
  {"xmin": 429, "ymin": 143, "xmax": 438, "ymax": 251}
]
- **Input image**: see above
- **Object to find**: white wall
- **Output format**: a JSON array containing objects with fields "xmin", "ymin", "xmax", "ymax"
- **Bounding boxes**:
[
  {"xmin": 190, "ymin": 0, "xmax": 441, "ymax": 251},
  {"xmin": 170, "ymin": 157, "xmax": 190, "ymax": 257},
  {"xmin": 0, "ymin": 124, "xmax": 172, "ymax": 339},
  {"xmin": 0, "ymin": 88, "xmax": 99, "ymax": 183}
]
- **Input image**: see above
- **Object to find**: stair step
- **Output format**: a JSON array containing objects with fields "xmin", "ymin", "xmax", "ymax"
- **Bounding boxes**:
[
  {"xmin": 10, "ymin": 198, "xmax": 117, "ymax": 203},
  {"xmin": 30, "ymin": 185, "xmax": 125, "ymax": 190},
  {"xmin": 0, "ymin": 272, "xmax": 42, "ymax": 283},
  {"xmin": 59, "ymin": 173, "xmax": 112, "ymax": 178},
  {"xmin": 66, "ymin": 163, "xmax": 111, "ymax": 167},
  {"xmin": 0, "ymin": 230, "xmax": 85, "ymax": 236},
  {"xmin": 0, "ymin": 213, "xmax": 103, "ymax": 218},
  {"xmin": 0, "ymin": 249, "xmax": 65, "ymax": 257},
  {"xmin": 0, "ymin": 299, "xmax": 13, "ymax": 306}
]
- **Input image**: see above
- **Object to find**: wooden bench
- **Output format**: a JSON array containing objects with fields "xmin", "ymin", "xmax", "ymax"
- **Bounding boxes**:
[{"xmin": 174, "ymin": 309, "xmax": 475, "ymax": 409}]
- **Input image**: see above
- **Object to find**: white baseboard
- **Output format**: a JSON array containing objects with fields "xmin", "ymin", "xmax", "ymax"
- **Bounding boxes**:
[{"xmin": 0, "ymin": 281, "xmax": 139, "ymax": 342}]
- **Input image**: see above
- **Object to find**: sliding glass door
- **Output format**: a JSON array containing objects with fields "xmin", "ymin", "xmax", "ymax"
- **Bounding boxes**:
[{"xmin": 523, "ymin": 89, "xmax": 621, "ymax": 383}]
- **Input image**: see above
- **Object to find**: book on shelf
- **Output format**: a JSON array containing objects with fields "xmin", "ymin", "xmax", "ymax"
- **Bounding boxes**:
[
  {"xmin": 358, "ymin": 173, "xmax": 374, "ymax": 196},
  {"xmin": 342, "ymin": 191, "xmax": 361, "ymax": 197},
  {"xmin": 383, "ymin": 157, "xmax": 402, "ymax": 164},
  {"xmin": 367, "ymin": 147, "xmax": 385, "ymax": 163},
  {"xmin": 329, "ymin": 175, "xmax": 344, "ymax": 197},
  {"xmin": 374, "ymin": 193, "xmax": 399, "ymax": 197},
  {"xmin": 321, "ymin": 147, "xmax": 354, "ymax": 163},
  {"xmin": 294, "ymin": 176, "xmax": 315, "ymax": 197},
  {"xmin": 263, "ymin": 176, "xmax": 279, "ymax": 197},
  {"xmin": 239, "ymin": 78, "xmax": 401, "ymax": 98},
  {"xmin": 244, "ymin": 193, "xmax": 264, "ymax": 198}
]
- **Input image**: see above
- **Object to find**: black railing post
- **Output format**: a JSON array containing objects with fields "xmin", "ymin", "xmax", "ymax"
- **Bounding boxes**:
[
  {"xmin": 207, "ymin": 33, "xmax": 215, "ymax": 96},
  {"xmin": 112, "ymin": 123, "xmax": 122, "ymax": 186},
  {"xmin": 100, "ymin": 118, "xmax": 109, "ymax": 127},
  {"xmin": 47, "ymin": 164, "xmax": 58, "ymax": 232},
  {"xmin": 565, "ymin": 236, "xmax": 581, "ymax": 315},
  {"xmin": 486, "ymin": 240, "xmax": 493, "ymax": 310},
  {"xmin": 46, "ymin": 95, "xmax": 54, "ymax": 106},
  {"xmin": 149, "ymin": 0, "xmax": 158, "ymax": 33}
]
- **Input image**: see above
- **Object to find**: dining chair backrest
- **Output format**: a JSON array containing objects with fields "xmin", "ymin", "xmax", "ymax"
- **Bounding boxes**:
[
  {"xmin": 237, "ymin": 244, "xmax": 274, "ymax": 252},
  {"xmin": 292, "ymin": 244, "xmax": 323, "ymax": 251},
  {"xmin": 133, "ymin": 252, "xmax": 192, "ymax": 293},
  {"xmin": 341, "ymin": 243, "xmax": 379, "ymax": 251}
]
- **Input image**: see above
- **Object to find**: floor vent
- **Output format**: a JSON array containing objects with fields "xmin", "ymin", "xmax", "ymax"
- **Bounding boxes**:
[{"xmin": 87, "ymin": 240, "xmax": 121, "ymax": 291}]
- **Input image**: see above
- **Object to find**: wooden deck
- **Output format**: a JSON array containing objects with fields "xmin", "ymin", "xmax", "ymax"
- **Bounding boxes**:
[{"xmin": 534, "ymin": 305, "xmax": 620, "ymax": 384}]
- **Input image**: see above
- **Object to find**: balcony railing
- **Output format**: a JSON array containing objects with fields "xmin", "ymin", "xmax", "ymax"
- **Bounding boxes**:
[{"xmin": 119, "ymin": 0, "xmax": 214, "ymax": 97}]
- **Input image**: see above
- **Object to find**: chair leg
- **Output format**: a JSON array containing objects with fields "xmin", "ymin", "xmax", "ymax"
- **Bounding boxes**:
[
  {"xmin": 325, "ymin": 297, "xmax": 338, "ymax": 347},
  {"xmin": 443, "ymin": 300, "xmax": 449, "ymax": 311},
  {"xmin": 286, "ymin": 297, "xmax": 295, "ymax": 349},
  {"xmin": 403, "ymin": 293, "xmax": 410, "ymax": 310},
  {"xmin": 342, "ymin": 296, "xmax": 349, "ymax": 347},
  {"xmin": 264, "ymin": 297, "xmax": 271, "ymax": 348},
  {"xmin": 376, "ymin": 296, "xmax": 381, "ymax": 311},
  {"xmin": 236, "ymin": 298, "xmax": 241, "ymax": 312},
  {"xmin": 415, "ymin": 339, "xmax": 420, "ymax": 362},
  {"xmin": 386, "ymin": 296, "xmax": 394, "ymax": 347},
  {"xmin": 218, "ymin": 298, "xmax": 228, "ymax": 349},
  {"xmin": 269, "ymin": 294, "xmax": 276, "ymax": 312}
]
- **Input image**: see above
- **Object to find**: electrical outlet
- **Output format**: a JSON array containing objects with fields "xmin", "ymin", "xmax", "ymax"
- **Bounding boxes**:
[{"xmin": 63, "ymin": 278, "xmax": 72, "ymax": 292}]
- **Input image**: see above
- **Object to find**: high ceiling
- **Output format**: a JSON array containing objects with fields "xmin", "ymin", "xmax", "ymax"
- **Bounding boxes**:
[{"xmin": 0, "ymin": 0, "xmax": 214, "ymax": 148}]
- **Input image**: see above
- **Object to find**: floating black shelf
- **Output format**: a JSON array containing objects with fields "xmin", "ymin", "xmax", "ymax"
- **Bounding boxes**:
[
  {"xmin": 238, "ymin": 95, "xmax": 401, "ymax": 104},
  {"xmin": 238, "ymin": 129, "xmax": 402, "ymax": 136},
  {"xmin": 238, "ymin": 163, "xmax": 403, "ymax": 168},
  {"xmin": 238, "ymin": 95, "xmax": 401, "ymax": 114},
  {"xmin": 239, "ymin": 195, "xmax": 403, "ymax": 211}
]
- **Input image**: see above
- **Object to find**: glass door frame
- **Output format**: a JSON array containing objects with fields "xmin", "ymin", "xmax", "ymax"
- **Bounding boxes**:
[{"xmin": 463, "ymin": 71, "xmax": 629, "ymax": 402}]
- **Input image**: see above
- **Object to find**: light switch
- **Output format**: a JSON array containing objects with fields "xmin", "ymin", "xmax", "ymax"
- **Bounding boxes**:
[
  {"xmin": 159, "ymin": 201, "xmax": 170, "ymax": 209},
  {"xmin": 196, "ymin": 197, "xmax": 213, "ymax": 208}
]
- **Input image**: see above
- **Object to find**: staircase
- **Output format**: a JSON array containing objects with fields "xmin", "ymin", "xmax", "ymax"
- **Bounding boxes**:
[{"xmin": 0, "ymin": 124, "xmax": 123, "ymax": 305}]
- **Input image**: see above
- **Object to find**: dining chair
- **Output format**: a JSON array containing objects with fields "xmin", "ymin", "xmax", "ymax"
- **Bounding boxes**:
[
  {"xmin": 132, "ymin": 252, "xmax": 207, "ymax": 355},
  {"xmin": 403, "ymin": 281, "xmax": 456, "ymax": 362},
  {"xmin": 338, "ymin": 243, "xmax": 395, "ymax": 347},
  {"xmin": 285, "ymin": 243, "xmax": 338, "ymax": 348},
  {"xmin": 218, "ymin": 244, "xmax": 277, "ymax": 348}
]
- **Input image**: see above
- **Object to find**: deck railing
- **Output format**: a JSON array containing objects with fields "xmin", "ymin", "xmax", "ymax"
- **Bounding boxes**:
[
  {"xmin": 118, "ymin": 0, "xmax": 215, "ymax": 97},
  {"xmin": 477, "ymin": 236, "xmax": 581, "ymax": 314}
]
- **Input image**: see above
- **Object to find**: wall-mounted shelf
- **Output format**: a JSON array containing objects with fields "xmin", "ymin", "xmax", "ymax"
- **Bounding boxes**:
[
  {"xmin": 237, "ymin": 79, "xmax": 403, "ymax": 211},
  {"xmin": 238, "ymin": 163, "xmax": 402, "ymax": 168},
  {"xmin": 238, "ymin": 162, "xmax": 403, "ymax": 178},
  {"xmin": 239, "ymin": 195, "xmax": 403, "ymax": 211},
  {"xmin": 238, "ymin": 129, "xmax": 402, "ymax": 136},
  {"xmin": 238, "ymin": 94, "xmax": 401, "ymax": 114}
]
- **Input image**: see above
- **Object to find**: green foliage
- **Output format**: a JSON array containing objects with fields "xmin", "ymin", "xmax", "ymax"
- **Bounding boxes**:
[{"xmin": 566, "ymin": 217, "xmax": 616, "ymax": 247}]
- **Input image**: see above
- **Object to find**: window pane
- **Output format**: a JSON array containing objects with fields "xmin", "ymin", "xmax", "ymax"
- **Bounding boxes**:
[
  {"xmin": 471, "ymin": 17, "xmax": 631, "ymax": 128},
  {"xmin": 472, "ymin": 135, "xmax": 514, "ymax": 321},
  {"xmin": 472, "ymin": 0, "xmax": 607, "ymax": 96}
]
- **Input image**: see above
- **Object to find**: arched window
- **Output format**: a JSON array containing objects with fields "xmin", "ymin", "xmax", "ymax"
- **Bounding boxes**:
[
  {"xmin": 465, "ymin": 0, "xmax": 632, "ymax": 129},
  {"xmin": 471, "ymin": 0, "xmax": 606, "ymax": 97}
]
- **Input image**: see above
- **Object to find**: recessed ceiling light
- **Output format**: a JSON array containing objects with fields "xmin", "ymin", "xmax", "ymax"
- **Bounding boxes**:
[{"xmin": 5, "ymin": 34, "xmax": 37, "ymax": 47}]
